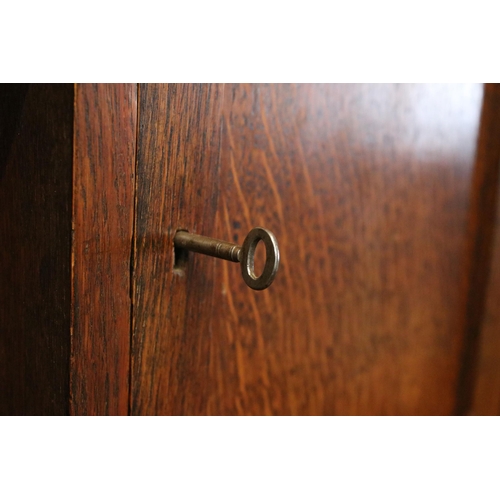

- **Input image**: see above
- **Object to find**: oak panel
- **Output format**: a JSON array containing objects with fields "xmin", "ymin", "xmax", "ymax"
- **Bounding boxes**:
[
  {"xmin": 210, "ymin": 84, "xmax": 484, "ymax": 415},
  {"xmin": 71, "ymin": 84, "xmax": 137, "ymax": 415}
]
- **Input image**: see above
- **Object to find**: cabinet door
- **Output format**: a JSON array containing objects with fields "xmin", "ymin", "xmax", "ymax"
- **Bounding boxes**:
[{"xmin": 131, "ymin": 83, "xmax": 499, "ymax": 415}]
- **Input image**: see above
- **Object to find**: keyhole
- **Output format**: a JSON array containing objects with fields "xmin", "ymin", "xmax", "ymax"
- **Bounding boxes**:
[
  {"xmin": 253, "ymin": 239, "xmax": 266, "ymax": 277},
  {"xmin": 173, "ymin": 230, "xmax": 189, "ymax": 275}
]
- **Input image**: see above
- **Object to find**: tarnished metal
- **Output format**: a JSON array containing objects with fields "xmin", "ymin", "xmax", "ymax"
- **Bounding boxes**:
[
  {"xmin": 240, "ymin": 227, "xmax": 280, "ymax": 290},
  {"xmin": 174, "ymin": 231, "xmax": 242, "ymax": 262},
  {"xmin": 173, "ymin": 227, "xmax": 280, "ymax": 291}
]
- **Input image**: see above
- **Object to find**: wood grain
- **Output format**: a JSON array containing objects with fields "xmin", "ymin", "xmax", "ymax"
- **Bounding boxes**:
[
  {"xmin": 466, "ymin": 84, "xmax": 500, "ymax": 415},
  {"xmin": 210, "ymin": 84, "xmax": 484, "ymax": 415},
  {"xmin": 71, "ymin": 84, "xmax": 137, "ymax": 415},
  {"xmin": 130, "ymin": 83, "xmax": 494, "ymax": 415},
  {"xmin": 131, "ymin": 84, "xmax": 225, "ymax": 415},
  {"xmin": 0, "ymin": 84, "xmax": 73, "ymax": 415}
]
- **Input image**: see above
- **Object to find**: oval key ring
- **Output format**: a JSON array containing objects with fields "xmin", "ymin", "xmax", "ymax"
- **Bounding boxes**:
[{"xmin": 240, "ymin": 227, "xmax": 280, "ymax": 290}]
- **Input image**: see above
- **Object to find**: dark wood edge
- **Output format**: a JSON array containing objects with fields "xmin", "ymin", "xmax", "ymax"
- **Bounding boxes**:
[{"xmin": 455, "ymin": 83, "xmax": 500, "ymax": 415}]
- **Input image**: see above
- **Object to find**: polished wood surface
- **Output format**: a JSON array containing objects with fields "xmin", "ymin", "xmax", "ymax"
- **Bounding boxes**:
[
  {"xmin": 0, "ymin": 84, "xmax": 73, "ymax": 415},
  {"xmin": 71, "ymin": 84, "xmax": 137, "ymax": 415},
  {"xmin": 131, "ymin": 84, "xmax": 225, "ymax": 414},
  {"xmin": 468, "ymin": 85, "xmax": 500, "ymax": 415},
  {"xmin": 130, "ymin": 83, "xmax": 489, "ymax": 415},
  {"xmin": 211, "ymin": 84, "xmax": 484, "ymax": 415}
]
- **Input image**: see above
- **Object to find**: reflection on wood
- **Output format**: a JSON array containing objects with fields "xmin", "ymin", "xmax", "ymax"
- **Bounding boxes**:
[{"xmin": 210, "ymin": 84, "xmax": 484, "ymax": 415}]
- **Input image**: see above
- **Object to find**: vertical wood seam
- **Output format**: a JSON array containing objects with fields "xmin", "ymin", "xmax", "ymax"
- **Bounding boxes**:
[
  {"xmin": 128, "ymin": 84, "xmax": 140, "ymax": 416},
  {"xmin": 69, "ymin": 82, "xmax": 77, "ymax": 415}
]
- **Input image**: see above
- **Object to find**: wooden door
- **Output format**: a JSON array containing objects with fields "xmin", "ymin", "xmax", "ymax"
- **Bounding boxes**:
[{"xmin": 130, "ymin": 84, "xmax": 500, "ymax": 415}]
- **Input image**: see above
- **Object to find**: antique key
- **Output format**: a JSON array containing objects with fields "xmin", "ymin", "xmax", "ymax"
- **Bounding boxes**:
[{"xmin": 174, "ymin": 227, "xmax": 280, "ymax": 290}]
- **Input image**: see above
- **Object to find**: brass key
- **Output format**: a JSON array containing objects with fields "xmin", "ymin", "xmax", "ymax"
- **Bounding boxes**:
[{"xmin": 174, "ymin": 227, "xmax": 280, "ymax": 291}]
